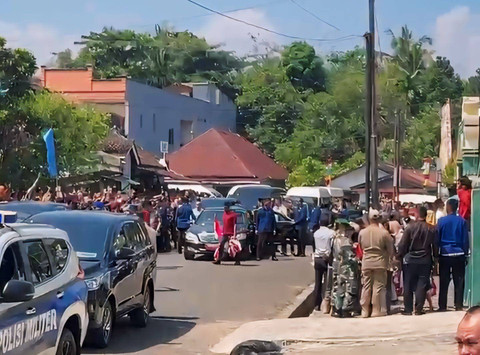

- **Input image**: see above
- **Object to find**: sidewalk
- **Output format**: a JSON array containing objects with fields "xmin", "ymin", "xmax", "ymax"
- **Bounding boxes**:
[{"xmin": 211, "ymin": 311, "xmax": 463, "ymax": 354}]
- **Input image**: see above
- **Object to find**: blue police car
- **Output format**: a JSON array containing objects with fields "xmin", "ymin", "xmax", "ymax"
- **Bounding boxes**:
[{"xmin": 0, "ymin": 212, "xmax": 88, "ymax": 355}]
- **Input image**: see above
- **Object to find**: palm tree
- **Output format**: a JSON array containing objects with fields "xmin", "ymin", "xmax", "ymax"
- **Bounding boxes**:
[{"xmin": 387, "ymin": 25, "xmax": 432, "ymax": 110}]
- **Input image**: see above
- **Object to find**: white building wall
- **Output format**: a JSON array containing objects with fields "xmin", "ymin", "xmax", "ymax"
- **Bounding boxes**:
[{"xmin": 125, "ymin": 80, "xmax": 236, "ymax": 154}]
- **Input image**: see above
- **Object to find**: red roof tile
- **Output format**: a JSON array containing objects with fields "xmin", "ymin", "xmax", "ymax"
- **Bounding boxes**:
[{"xmin": 167, "ymin": 129, "xmax": 288, "ymax": 181}]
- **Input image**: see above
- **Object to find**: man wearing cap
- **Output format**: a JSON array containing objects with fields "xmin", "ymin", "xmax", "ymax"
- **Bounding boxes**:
[
  {"xmin": 359, "ymin": 208, "xmax": 395, "ymax": 317},
  {"xmin": 213, "ymin": 201, "xmax": 241, "ymax": 265},
  {"xmin": 256, "ymin": 198, "xmax": 277, "ymax": 261}
]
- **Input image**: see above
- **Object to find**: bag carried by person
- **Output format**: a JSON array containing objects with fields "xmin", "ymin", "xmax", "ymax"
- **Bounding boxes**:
[{"xmin": 228, "ymin": 236, "xmax": 242, "ymax": 258}]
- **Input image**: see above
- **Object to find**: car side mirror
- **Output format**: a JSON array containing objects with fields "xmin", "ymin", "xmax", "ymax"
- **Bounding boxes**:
[
  {"xmin": 116, "ymin": 247, "xmax": 135, "ymax": 260},
  {"xmin": 2, "ymin": 280, "xmax": 35, "ymax": 302}
]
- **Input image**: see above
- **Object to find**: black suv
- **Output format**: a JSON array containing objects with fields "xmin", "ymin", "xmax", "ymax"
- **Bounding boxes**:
[{"xmin": 29, "ymin": 210, "xmax": 157, "ymax": 348}]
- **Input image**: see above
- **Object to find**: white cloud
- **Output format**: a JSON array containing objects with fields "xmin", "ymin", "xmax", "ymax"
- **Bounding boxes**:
[
  {"xmin": 197, "ymin": 9, "xmax": 281, "ymax": 57},
  {"xmin": 434, "ymin": 6, "xmax": 480, "ymax": 78},
  {"xmin": 0, "ymin": 20, "xmax": 79, "ymax": 66}
]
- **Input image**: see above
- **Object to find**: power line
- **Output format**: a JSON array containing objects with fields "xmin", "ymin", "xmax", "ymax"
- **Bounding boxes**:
[
  {"xmin": 186, "ymin": 0, "xmax": 360, "ymax": 43},
  {"xmin": 133, "ymin": 0, "xmax": 288, "ymax": 29},
  {"xmin": 289, "ymin": 0, "xmax": 340, "ymax": 31}
]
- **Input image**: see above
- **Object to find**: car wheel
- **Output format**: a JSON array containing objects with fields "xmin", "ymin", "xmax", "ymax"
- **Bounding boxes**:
[
  {"xmin": 56, "ymin": 328, "xmax": 77, "ymax": 355},
  {"xmin": 184, "ymin": 249, "xmax": 195, "ymax": 260},
  {"xmin": 91, "ymin": 301, "xmax": 113, "ymax": 348},
  {"xmin": 130, "ymin": 284, "xmax": 151, "ymax": 327}
]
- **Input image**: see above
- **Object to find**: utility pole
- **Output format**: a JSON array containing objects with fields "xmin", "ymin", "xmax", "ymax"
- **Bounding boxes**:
[
  {"xmin": 364, "ymin": 32, "xmax": 372, "ymax": 211},
  {"xmin": 393, "ymin": 109, "xmax": 401, "ymax": 203},
  {"xmin": 365, "ymin": 0, "xmax": 379, "ymax": 209}
]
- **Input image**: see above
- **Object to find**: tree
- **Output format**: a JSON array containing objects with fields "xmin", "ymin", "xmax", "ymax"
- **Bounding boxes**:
[
  {"xmin": 281, "ymin": 42, "xmax": 327, "ymax": 92},
  {"xmin": 0, "ymin": 91, "xmax": 109, "ymax": 188},
  {"xmin": 236, "ymin": 58, "xmax": 303, "ymax": 154},
  {"xmin": 0, "ymin": 37, "xmax": 37, "ymax": 100},
  {"xmin": 66, "ymin": 26, "xmax": 244, "ymax": 93},
  {"xmin": 0, "ymin": 38, "xmax": 109, "ymax": 189},
  {"xmin": 464, "ymin": 68, "xmax": 480, "ymax": 96},
  {"xmin": 424, "ymin": 56, "xmax": 463, "ymax": 105},
  {"xmin": 401, "ymin": 107, "xmax": 441, "ymax": 167},
  {"xmin": 387, "ymin": 25, "xmax": 432, "ymax": 114},
  {"xmin": 276, "ymin": 48, "xmax": 365, "ymax": 169}
]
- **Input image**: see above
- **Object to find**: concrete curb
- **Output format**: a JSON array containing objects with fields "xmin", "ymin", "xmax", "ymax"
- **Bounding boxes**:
[
  {"xmin": 276, "ymin": 283, "xmax": 315, "ymax": 319},
  {"xmin": 288, "ymin": 284, "xmax": 315, "ymax": 318}
]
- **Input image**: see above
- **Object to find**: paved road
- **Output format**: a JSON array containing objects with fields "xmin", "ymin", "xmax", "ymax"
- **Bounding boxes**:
[{"xmin": 84, "ymin": 250, "xmax": 315, "ymax": 354}]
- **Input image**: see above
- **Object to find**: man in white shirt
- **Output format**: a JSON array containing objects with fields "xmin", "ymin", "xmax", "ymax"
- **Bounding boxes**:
[
  {"xmin": 273, "ymin": 197, "xmax": 289, "ymax": 217},
  {"xmin": 313, "ymin": 220, "xmax": 335, "ymax": 311},
  {"xmin": 193, "ymin": 200, "xmax": 203, "ymax": 219}
]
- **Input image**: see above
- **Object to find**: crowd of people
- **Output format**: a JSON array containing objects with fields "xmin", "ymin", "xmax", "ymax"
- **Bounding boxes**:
[
  {"xmin": 0, "ymin": 177, "xmax": 474, "ymax": 318},
  {"xmin": 311, "ymin": 178, "xmax": 472, "ymax": 318}
]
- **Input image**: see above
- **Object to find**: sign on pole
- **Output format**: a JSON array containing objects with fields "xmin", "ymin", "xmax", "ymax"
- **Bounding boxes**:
[{"xmin": 160, "ymin": 141, "xmax": 169, "ymax": 154}]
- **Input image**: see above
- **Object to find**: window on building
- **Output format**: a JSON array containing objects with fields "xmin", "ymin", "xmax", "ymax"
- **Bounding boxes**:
[
  {"xmin": 153, "ymin": 113, "xmax": 156, "ymax": 132},
  {"xmin": 168, "ymin": 128, "xmax": 174, "ymax": 145},
  {"xmin": 140, "ymin": 114, "xmax": 143, "ymax": 128},
  {"xmin": 215, "ymin": 89, "xmax": 221, "ymax": 105}
]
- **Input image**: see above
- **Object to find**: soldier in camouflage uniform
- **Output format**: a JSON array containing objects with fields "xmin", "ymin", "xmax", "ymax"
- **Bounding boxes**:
[{"xmin": 330, "ymin": 219, "xmax": 361, "ymax": 317}]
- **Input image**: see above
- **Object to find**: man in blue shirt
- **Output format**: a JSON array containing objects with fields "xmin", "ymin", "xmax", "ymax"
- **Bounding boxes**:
[
  {"xmin": 437, "ymin": 198, "xmax": 469, "ymax": 311},
  {"xmin": 176, "ymin": 196, "xmax": 196, "ymax": 254},
  {"xmin": 256, "ymin": 198, "xmax": 277, "ymax": 261},
  {"xmin": 294, "ymin": 199, "xmax": 309, "ymax": 257},
  {"xmin": 308, "ymin": 205, "xmax": 322, "ymax": 233}
]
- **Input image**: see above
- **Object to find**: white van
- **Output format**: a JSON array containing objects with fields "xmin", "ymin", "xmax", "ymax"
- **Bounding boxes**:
[{"xmin": 286, "ymin": 186, "xmax": 332, "ymax": 207}]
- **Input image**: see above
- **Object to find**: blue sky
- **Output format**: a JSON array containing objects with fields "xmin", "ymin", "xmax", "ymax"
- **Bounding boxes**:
[{"xmin": 1, "ymin": 0, "xmax": 480, "ymax": 77}]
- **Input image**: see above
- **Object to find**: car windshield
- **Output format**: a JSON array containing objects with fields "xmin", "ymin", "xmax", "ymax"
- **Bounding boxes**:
[
  {"xmin": 195, "ymin": 210, "xmax": 245, "ymax": 229},
  {"xmin": 29, "ymin": 215, "xmax": 110, "ymax": 261},
  {"xmin": 200, "ymin": 199, "xmax": 237, "ymax": 209},
  {"xmin": 227, "ymin": 187, "xmax": 282, "ymax": 210}
]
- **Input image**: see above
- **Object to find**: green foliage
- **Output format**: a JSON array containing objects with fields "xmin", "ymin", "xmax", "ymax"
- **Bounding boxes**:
[
  {"xmin": 60, "ymin": 26, "xmax": 244, "ymax": 95},
  {"xmin": 0, "ymin": 91, "xmax": 109, "ymax": 188},
  {"xmin": 464, "ymin": 68, "xmax": 480, "ymax": 96},
  {"xmin": 0, "ymin": 38, "xmax": 109, "ymax": 189},
  {"xmin": 275, "ymin": 48, "xmax": 365, "ymax": 169},
  {"xmin": 287, "ymin": 157, "xmax": 326, "ymax": 187},
  {"xmin": 402, "ymin": 107, "xmax": 441, "ymax": 167},
  {"xmin": 424, "ymin": 57, "xmax": 463, "ymax": 104},
  {"xmin": 0, "ymin": 37, "xmax": 37, "ymax": 100},
  {"xmin": 387, "ymin": 25, "xmax": 432, "ymax": 111},
  {"xmin": 287, "ymin": 152, "xmax": 365, "ymax": 187},
  {"xmin": 442, "ymin": 157, "xmax": 457, "ymax": 187},
  {"xmin": 236, "ymin": 59, "xmax": 303, "ymax": 154},
  {"xmin": 281, "ymin": 42, "xmax": 326, "ymax": 92}
]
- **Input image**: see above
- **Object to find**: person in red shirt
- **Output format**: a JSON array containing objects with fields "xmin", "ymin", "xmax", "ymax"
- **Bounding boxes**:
[
  {"xmin": 457, "ymin": 177, "xmax": 472, "ymax": 222},
  {"xmin": 213, "ymin": 202, "xmax": 241, "ymax": 265}
]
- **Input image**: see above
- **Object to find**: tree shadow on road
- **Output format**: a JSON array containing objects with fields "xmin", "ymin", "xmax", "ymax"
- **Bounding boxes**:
[{"xmin": 83, "ymin": 317, "xmax": 196, "ymax": 354}]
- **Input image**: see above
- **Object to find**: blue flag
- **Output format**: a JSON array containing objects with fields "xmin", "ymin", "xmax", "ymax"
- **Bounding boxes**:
[{"xmin": 43, "ymin": 128, "xmax": 58, "ymax": 178}]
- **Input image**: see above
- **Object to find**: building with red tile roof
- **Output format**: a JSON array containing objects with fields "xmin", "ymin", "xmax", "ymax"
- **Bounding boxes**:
[{"xmin": 167, "ymin": 129, "xmax": 288, "ymax": 190}]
